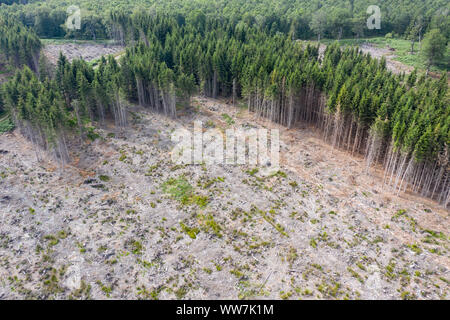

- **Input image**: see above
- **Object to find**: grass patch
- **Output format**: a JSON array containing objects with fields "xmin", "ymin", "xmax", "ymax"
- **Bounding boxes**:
[
  {"xmin": 347, "ymin": 267, "xmax": 364, "ymax": 283},
  {"xmin": 99, "ymin": 175, "xmax": 111, "ymax": 182},
  {"xmin": 221, "ymin": 113, "xmax": 235, "ymax": 125},
  {"xmin": 408, "ymin": 243, "xmax": 422, "ymax": 255},
  {"xmin": 251, "ymin": 207, "xmax": 288, "ymax": 237},
  {"xmin": 180, "ymin": 222, "xmax": 200, "ymax": 239},
  {"xmin": 162, "ymin": 176, "xmax": 208, "ymax": 208},
  {"xmin": 246, "ymin": 168, "xmax": 259, "ymax": 176},
  {"xmin": 197, "ymin": 213, "xmax": 223, "ymax": 238}
]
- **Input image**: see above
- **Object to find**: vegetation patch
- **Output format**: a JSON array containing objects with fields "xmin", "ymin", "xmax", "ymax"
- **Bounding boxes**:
[
  {"xmin": 162, "ymin": 176, "xmax": 208, "ymax": 208},
  {"xmin": 179, "ymin": 222, "xmax": 200, "ymax": 239}
]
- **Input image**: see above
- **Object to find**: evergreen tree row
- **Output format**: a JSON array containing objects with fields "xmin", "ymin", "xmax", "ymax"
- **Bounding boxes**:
[
  {"xmin": 0, "ymin": 16, "xmax": 41, "ymax": 71},
  {"xmin": 1, "ymin": 54, "xmax": 126, "ymax": 166}
]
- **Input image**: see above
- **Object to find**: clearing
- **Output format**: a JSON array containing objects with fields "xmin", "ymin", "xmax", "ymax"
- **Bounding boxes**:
[
  {"xmin": 42, "ymin": 39, "xmax": 124, "ymax": 64},
  {"xmin": 0, "ymin": 97, "xmax": 448, "ymax": 300},
  {"xmin": 313, "ymin": 37, "xmax": 449, "ymax": 78}
]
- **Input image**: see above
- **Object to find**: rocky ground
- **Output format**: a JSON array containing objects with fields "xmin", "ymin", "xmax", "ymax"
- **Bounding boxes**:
[{"xmin": 0, "ymin": 97, "xmax": 448, "ymax": 300}]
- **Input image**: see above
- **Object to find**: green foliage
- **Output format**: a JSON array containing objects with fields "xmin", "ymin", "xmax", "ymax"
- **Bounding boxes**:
[
  {"xmin": 179, "ymin": 222, "xmax": 200, "ymax": 239},
  {"xmin": 130, "ymin": 240, "xmax": 143, "ymax": 255},
  {"xmin": 422, "ymin": 29, "xmax": 448, "ymax": 68},
  {"xmin": 99, "ymin": 175, "xmax": 110, "ymax": 182},
  {"xmin": 162, "ymin": 176, "xmax": 195, "ymax": 205},
  {"xmin": 197, "ymin": 213, "xmax": 223, "ymax": 238},
  {"xmin": 3, "ymin": 0, "xmax": 448, "ymax": 41},
  {"xmin": 0, "ymin": 16, "xmax": 41, "ymax": 71},
  {"xmin": 0, "ymin": 114, "xmax": 14, "ymax": 133},
  {"xmin": 221, "ymin": 113, "xmax": 235, "ymax": 125}
]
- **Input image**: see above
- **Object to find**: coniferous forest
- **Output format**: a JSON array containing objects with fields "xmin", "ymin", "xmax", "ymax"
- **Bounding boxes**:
[
  {"xmin": 1, "ymin": 3, "xmax": 448, "ymax": 206},
  {"xmin": 0, "ymin": 0, "xmax": 449, "ymax": 302}
]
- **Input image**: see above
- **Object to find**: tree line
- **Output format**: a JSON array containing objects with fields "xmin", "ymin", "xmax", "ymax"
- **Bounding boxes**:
[
  {"xmin": 1, "ymin": 0, "xmax": 449, "ymax": 42},
  {"xmin": 0, "ymin": 16, "xmax": 41, "ymax": 71}
]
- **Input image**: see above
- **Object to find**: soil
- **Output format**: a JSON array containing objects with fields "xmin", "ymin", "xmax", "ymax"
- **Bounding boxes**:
[{"xmin": 0, "ymin": 97, "xmax": 448, "ymax": 300}]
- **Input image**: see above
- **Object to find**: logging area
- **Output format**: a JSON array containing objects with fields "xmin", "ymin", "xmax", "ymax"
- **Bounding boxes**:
[{"xmin": 0, "ymin": 0, "xmax": 449, "ymax": 300}]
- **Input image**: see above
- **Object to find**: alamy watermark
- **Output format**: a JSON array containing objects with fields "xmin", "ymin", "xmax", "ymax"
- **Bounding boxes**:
[
  {"xmin": 66, "ymin": 5, "xmax": 81, "ymax": 30},
  {"xmin": 171, "ymin": 121, "xmax": 280, "ymax": 176},
  {"xmin": 367, "ymin": 5, "xmax": 381, "ymax": 30}
]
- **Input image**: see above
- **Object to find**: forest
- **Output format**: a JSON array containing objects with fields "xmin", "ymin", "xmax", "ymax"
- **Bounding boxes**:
[
  {"xmin": 0, "ymin": 1, "xmax": 449, "ymax": 208},
  {"xmin": 1, "ymin": 0, "xmax": 450, "ymax": 304},
  {"xmin": 0, "ymin": 0, "xmax": 449, "ymax": 41}
]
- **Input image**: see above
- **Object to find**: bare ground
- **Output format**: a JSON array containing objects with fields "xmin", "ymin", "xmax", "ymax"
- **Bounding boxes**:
[
  {"xmin": 0, "ymin": 97, "xmax": 448, "ymax": 300},
  {"xmin": 43, "ymin": 42, "xmax": 124, "ymax": 64}
]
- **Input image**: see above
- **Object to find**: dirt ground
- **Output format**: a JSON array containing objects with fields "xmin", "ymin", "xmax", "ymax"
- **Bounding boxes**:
[
  {"xmin": 43, "ymin": 42, "xmax": 124, "ymax": 64},
  {"xmin": 0, "ymin": 97, "xmax": 448, "ymax": 300}
]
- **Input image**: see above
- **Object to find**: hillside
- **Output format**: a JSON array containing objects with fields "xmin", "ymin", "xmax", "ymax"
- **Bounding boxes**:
[
  {"xmin": 0, "ymin": 0, "xmax": 448, "ymax": 302},
  {"xmin": 0, "ymin": 97, "xmax": 448, "ymax": 299}
]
